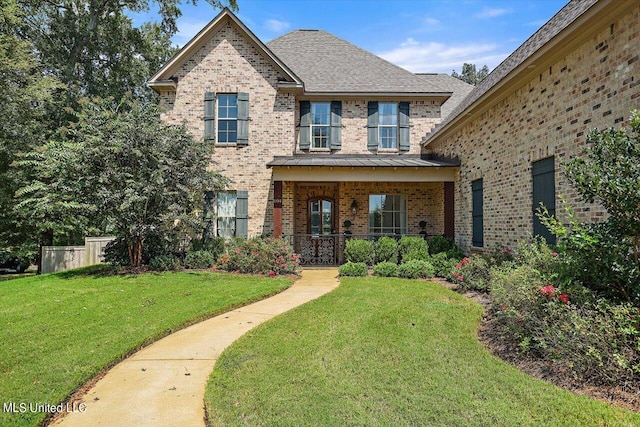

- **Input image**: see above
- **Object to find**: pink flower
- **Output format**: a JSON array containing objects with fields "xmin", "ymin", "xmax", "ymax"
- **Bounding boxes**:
[
  {"xmin": 501, "ymin": 305, "xmax": 507, "ymax": 311},
  {"xmin": 268, "ymin": 270, "xmax": 276, "ymax": 277},
  {"xmin": 558, "ymin": 293, "xmax": 570, "ymax": 304},
  {"xmin": 503, "ymin": 247, "xmax": 512, "ymax": 254},
  {"xmin": 540, "ymin": 285, "xmax": 555, "ymax": 298},
  {"xmin": 552, "ymin": 252, "xmax": 558, "ymax": 257}
]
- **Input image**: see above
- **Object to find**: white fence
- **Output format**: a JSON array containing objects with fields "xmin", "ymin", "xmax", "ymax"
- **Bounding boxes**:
[{"xmin": 41, "ymin": 236, "xmax": 115, "ymax": 274}]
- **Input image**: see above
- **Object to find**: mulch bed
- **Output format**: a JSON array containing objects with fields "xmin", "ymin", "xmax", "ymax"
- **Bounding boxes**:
[{"xmin": 432, "ymin": 277, "xmax": 640, "ymax": 413}]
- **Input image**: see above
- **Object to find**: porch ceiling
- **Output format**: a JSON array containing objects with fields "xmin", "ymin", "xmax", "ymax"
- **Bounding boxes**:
[{"xmin": 267, "ymin": 155, "xmax": 458, "ymax": 182}]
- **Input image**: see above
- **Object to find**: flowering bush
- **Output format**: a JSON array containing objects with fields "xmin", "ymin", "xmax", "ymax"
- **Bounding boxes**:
[
  {"xmin": 430, "ymin": 252, "xmax": 459, "ymax": 280},
  {"xmin": 451, "ymin": 255, "xmax": 491, "ymax": 292},
  {"xmin": 219, "ymin": 237, "xmax": 300, "ymax": 275},
  {"xmin": 491, "ymin": 265, "xmax": 640, "ymax": 386}
]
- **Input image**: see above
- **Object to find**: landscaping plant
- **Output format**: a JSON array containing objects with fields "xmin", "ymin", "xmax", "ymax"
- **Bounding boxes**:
[
  {"xmin": 397, "ymin": 259, "xmax": 435, "ymax": 279},
  {"xmin": 338, "ymin": 262, "xmax": 368, "ymax": 277},
  {"xmin": 398, "ymin": 236, "xmax": 429, "ymax": 263},
  {"xmin": 374, "ymin": 236, "xmax": 398, "ymax": 263},
  {"xmin": 184, "ymin": 250, "xmax": 215, "ymax": 269},
  {"xmin": 219, "ymin": 237, "xmax": 300, "ymax": 276},
  {"xmin": 344, "ymin": 238, "xmax": 375, "ymax": 265},
  {"xmin": 372, "ymin": 261, "xmax": 398, "ymax": 277}
]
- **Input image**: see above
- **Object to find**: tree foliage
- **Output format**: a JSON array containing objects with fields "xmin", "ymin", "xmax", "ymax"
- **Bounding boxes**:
[
  {"xmin": 451, "ymin": 63, "xmax": 490, "ymax": 85},
  {"xmin": 0, "ymin": 0, "xmax": 62, "ymax": 258},
  {"xmin": 539, "ymin": 111, "xmax": 640, "ymax": 303},
  {"xmin": 16, "ymin": 97, "xmax": 226, "ymax": 267}
]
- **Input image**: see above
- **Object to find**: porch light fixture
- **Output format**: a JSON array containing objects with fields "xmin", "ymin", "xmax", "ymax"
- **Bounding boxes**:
[{"xmin": 350, "ymin": 199, "xmax": 359, "ymax": 215}]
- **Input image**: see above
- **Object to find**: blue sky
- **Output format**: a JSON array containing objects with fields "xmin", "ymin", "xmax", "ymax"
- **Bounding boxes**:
[{"xmin": 134, "ymin": 0, "xmax": 569, "ymax": 74}]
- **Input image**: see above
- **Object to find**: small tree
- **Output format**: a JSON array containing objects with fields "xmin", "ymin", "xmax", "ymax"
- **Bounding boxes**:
[
  {"xmin": 541, "ymin": 110, "xmax": 640, "ymax": 302},
  {"xmin": 17, "ymin": 96, "xmax": 226, "ymax": 267}
]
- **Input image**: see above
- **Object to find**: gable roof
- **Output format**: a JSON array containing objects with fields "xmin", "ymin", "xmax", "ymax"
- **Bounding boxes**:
[
  {"xmin": 266, "ymin": 30, "xmax": 451, "ymax": 96},
  {"xmin": 423, "ymin": 0, "xmax": 610, "ymax": 145},
  {"xmin": 415, "ymin": 74, "xmax": 474, "ymax": 120},
  {"xmin": 148, "ymin": 8, "xmax": 302, "ymax": 91}
]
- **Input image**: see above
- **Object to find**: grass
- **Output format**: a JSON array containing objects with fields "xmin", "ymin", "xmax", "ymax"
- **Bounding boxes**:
[
  {"xmin": 0, "ymin": 266, "xmax": 292, "ymax": 427},
  {"xmin": 206, "ymin": 277, "xmax": 640, "ymax": 426}
]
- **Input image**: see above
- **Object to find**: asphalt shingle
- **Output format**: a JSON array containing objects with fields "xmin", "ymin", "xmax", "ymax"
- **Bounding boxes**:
[{"xmin": 267, "ymin": 30, "xmax": 451, "ymax": 94}]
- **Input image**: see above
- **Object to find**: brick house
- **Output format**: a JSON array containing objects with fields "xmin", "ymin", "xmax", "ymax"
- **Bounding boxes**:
[{"xmin": 148, "ymin": 0, "xmax": 639, "ymax": 262}]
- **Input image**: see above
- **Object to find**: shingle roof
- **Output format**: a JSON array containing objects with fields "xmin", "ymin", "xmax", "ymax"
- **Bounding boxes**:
[
  {"xmin": 267, "ymin": 30, "xmax": 451, "ymax": 94},
  {"xmin": 415, "ymin": 74, "xmax": 474, "ymax": 120},
  {"xmin": 423, "ymin": 0, "xmax": 599, "ymax": 144},
  {"xmin": 267, "ymin": 154, "xmax": 459, "ymax": 168}
]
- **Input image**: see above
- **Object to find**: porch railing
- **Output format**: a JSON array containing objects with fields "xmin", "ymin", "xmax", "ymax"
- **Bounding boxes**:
[{"xmin": 285, "ymin": 234, "xmax": 431, "ymax": 266}]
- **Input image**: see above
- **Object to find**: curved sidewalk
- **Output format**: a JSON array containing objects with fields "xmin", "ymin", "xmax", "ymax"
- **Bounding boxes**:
[{"xmin": 53, "ymin": 269, "xmax": 339, "ymax": 427}]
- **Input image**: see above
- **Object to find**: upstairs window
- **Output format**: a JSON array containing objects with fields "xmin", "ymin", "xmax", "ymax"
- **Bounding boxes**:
[
  {"xmin": 311, "ymin": 102, "xmax": 331, "ymax": 149},
  {"xmin": 378, "ymin": 103, "xmax": 398, "ymax": 149},
  {"xmin": 299, "ymin": 101, "xmax": 342, "ymax": 151},
  {"xmin": 217, "ymin": 94, "xmax": 237, "ymax": 144},
  {"xmin": 367, "ymin": 101, "xmax": 410, "ymax": 151}
]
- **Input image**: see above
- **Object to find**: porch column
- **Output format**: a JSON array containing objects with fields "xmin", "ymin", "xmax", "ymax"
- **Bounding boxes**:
[
  {"xmin": 273, "ymin": 181, "xmax": 283, "ymax": 238},
  {"xmin": 444, "ymin": 182, "xmax": 454, "ymax": 239}
]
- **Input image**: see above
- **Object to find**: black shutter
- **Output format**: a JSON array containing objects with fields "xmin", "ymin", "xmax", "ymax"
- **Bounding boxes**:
[
  {"xmin": 472, "ymin": 179, "xmax": 483, "ymax": 247},
  {"xmin": 204, "ymin": 92, "xmax": 216, "ymax": 142},
  {"xmin": 330, "ymin": 101, "xmax": 342, "ymax": 150},
  {"xmin": 237, "ymin": 92, "xmax": 249, "ymax": 145},
  {"xmin": 532, "ymin": 157, "xmax": 556, "ymax": 244},
  {"xmin": 399, "ymin": 102, "xmax": 410, "ymax": 151},
  {"xmin": 299, "ymin": 101, "xmax": 311, "ymax": 150},
  {"xmin": 367, "ymin": 101, "xmax": 379, "ymax": 151},
  {"xmin": 236, "ymin": 190, "xmax": 249, "ymax": 238}
]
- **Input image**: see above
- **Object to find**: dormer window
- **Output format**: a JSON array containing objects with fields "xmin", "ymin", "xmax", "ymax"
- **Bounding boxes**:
[{"xmin": 311, "ymin": 102, "xmax": 331, "ymax": 149}]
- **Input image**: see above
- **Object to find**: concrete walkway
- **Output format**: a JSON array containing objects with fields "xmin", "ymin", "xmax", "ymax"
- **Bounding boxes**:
[{"xmin": 53, "ymin": 269, "xmax": 339, "ymax": 427}]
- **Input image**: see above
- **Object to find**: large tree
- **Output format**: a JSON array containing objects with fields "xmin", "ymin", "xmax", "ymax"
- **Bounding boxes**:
[
  {"xmin": 0, "ymin": 0, "xmax": 61, "ymax": 259},
  {"xmin": 17, "ymin": 97, "xmax": 226, "ymax": 267},
  {"xmin": 452, "ymin": 63, "xmax": 490, "ymax": 85}
]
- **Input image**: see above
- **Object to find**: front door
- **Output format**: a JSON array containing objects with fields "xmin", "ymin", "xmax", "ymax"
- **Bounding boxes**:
[{"xmin": 300, "ymin": 198, "xmax": 336, "ymax": 265}]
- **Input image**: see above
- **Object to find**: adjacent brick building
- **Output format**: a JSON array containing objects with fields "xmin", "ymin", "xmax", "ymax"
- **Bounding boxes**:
[{"xmin": 149, "ymin": 0, "xmax": 639, "ymax": 261}]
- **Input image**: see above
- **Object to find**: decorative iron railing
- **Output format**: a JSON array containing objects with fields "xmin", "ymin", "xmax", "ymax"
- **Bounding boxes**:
[{"xmin": 285, "ymin": 233, "xmax": 430, "ymax": 266}]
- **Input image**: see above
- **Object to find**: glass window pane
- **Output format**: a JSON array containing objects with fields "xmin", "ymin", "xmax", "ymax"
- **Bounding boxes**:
[{"xmin": 368, "ymin": 194, "xmax": 406, "ymax": 234}]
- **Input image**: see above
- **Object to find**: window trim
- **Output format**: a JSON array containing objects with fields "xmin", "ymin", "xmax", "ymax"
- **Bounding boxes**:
[
  {"xmin": 368, "ymin": 194, "xmax": 407, "ymax": 235},
  {"xmin": 217, "ymin": 93, "xmax": 238, "ymax": 145},
  {"xmin": 310, "ymin": 102, "xmax": 331, "ymax": 149},
  {"xmin": 378, "ymin": 102, "xmax": 398, "ymax": 150}
]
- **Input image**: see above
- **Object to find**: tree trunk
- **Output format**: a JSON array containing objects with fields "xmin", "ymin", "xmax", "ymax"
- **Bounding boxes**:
[{"xmin": 128, "ymin": 237, "xmax": 144, "ymax": 267}]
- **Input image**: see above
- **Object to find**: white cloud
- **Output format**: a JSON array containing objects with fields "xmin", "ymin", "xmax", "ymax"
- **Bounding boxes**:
[
  {"xmin": 173, "ymin": 19, "xmax": 210, "ymax": 47},
  {"xmin": 378, "ymin": 38, "xmax": 508, "ymax": 73},
  {"xmin": 424, "ymin": 17, "xmax": 440, "ymax": 26},
  {"xmin": 264, "ymin": 19, "xmax": 291, "ymax": 33},
  {"xmin": 475, "ymin": 8, "xmax": 509, "ymax": 19}
]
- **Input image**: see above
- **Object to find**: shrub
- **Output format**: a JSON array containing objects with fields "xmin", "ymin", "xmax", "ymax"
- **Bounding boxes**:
[
  {"xmin": 148, "ymin": 255, "xmax": 181, "ymax": 271},
  {"xmin": 397, "ymin": 259, "xmax": 435, "ymax": 279},
  {"xmin": 430, "ymin": 252, "xmax": 458, "ymax": 279},
  {"xmin": 451, "ymin": 255, "xmax": 491, "ymax": 292},
  {"xmin": 398, "ymin": 236, "xmax": 429, "ymax": 263},
  {"xmin": 184, "ymin": 250, "xmax": 215, "ymax": 269},
  {"xmin": 428, "ymin": 235, "xmax": 456, "ymax": 255},
  {"xmin": 344, "ymin": 239, "xmax": 375, "ymax": 265},
  {"xmin": 375, "ymin": 236, "xmax": 398, "ymax": 263},
  {"xmin": 339, "ymin": 262, "xmax": 368, "ymax": 277},
  {"xmin": 190, "ymin": 236, "xmax": 225, "ymax": 261},
  {"xmin": 491, "ymin": 265, "xmax": 640, "ymax": 386},
  {"xmin": 373, "ymin": 262, "xmax": 398, "ymax": 277},
  {"xmin": 219, "ymin": 237, "xmax": 300, "ymax": 275}
]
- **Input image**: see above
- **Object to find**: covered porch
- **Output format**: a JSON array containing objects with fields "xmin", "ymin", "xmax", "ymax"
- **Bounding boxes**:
[{"xmin": 267, "ymin": 155, "xmax": 458, "ymax": 265}]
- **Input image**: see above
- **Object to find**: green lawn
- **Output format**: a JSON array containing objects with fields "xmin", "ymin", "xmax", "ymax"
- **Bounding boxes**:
[
  {"xmin": 206, "ymin": 277, "xmax": 640, "ymax": 426},
  {"xmin": 0, "ymin": 267, "xmax": 292, "ymax": 427}
]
